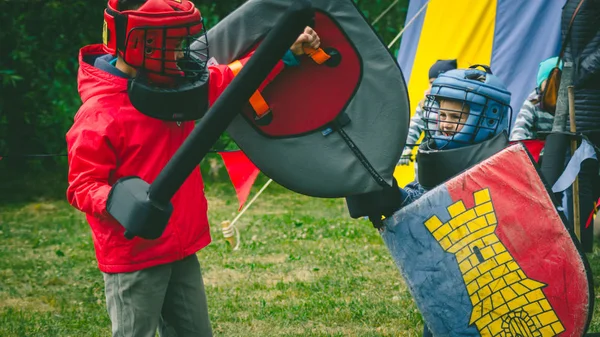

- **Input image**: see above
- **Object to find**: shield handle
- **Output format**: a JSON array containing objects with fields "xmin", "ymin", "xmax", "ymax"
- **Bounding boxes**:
[{"xmin": 303, "ymin": 46, "xmax": 341, "ymax": 67}]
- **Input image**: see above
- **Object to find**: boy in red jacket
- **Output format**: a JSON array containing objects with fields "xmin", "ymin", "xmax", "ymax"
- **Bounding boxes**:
[{"xmin": 66, "ymin": 0, "xmax": 319, "ymax": 336}]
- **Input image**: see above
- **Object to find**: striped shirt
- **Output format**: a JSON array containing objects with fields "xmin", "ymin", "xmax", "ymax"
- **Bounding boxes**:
[
  {"xmin": 404, "ymin": 105, "xmax": 426, "ymax": 150},
  {"xmin": 509, "ymin": 90, "xmax": 555, "ymax": 141}
]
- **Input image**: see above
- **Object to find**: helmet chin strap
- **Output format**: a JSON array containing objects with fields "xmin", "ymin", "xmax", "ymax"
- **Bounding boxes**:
[
  {"xmin": 145, "ymin": 72, "xmax": 178, "ymax": 86},
  {"xmin": 128, "ymin": 70, "xmax": 210, "ymax": 121},
  {"xmin": 417, "ymin": 132, "xmax": 509, "ymax": 190}
]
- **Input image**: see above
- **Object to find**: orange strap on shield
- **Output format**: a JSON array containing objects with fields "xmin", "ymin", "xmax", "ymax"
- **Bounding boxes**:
[
  {"xmin": 227, "ymin": 48, "xmax": 332, "ymax": 118},
  {"xmin": 302, "ymin": 46, "xmax": 331, "ymax": 65},
  {"xmin": 228, "ymin": 60, "xmax": 271, "ymax": 118}
]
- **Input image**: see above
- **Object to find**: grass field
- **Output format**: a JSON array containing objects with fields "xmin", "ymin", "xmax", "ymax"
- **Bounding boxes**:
[{"xmin": 2, "ymin": 175, "xmax": 600, "ymax": 336}]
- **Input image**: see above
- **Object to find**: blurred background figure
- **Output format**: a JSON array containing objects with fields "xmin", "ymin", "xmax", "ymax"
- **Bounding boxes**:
[{"xmin": 509, "ymin": 56, "xmax": 562, "ymax": 143}]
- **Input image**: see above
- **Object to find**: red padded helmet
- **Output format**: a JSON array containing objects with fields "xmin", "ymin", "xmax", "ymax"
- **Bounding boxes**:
[{"xmin": 103, "ymin": 0, "xmax": 208, "ymax": 83}]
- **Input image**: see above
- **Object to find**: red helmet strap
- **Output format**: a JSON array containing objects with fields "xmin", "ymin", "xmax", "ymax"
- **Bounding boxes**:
[{"xmin": 105, "ymin": 7, "xmax": 128, "ymax": 53}]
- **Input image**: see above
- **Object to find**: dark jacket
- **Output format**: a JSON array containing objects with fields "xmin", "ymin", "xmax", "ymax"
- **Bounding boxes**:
[{"xmin": 563, "ymin": 0, "xmax": 600, "ymax": 133}]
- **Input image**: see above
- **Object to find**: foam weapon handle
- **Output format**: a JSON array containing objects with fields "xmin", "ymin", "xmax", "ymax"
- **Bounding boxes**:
[
  {"xmin": 149, "ymin": 0, "xmax": 312, "ymax": 204},
  {"xmin": 107, "ymin": 0, "xmax": 313, "ymax": 240}
]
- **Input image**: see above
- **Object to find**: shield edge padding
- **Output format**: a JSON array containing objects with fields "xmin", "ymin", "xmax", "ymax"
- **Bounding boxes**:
[
  {"xmin": 204, "ymin": 0, "xmax": 410, "ymax": 197},
  {"xmin": 524, "ymin": 144, "xmax": 594, "ymax": 335}
]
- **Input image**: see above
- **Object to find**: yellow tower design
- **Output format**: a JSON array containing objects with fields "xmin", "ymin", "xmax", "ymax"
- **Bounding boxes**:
[{"xmin": 424, "ymin": 188, "xmax": 564, "ymax": 337}]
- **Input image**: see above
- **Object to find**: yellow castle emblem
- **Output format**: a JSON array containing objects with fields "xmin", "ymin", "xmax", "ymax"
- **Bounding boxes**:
[{"xmin": 424, "ymin": 188, "xmax": 564, "ymax": 337}]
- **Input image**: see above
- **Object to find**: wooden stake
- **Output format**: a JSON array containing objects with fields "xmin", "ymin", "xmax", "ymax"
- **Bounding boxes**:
[{"xmin": 568, "ymin": 86, "xmax": 581, "ymax": 241}]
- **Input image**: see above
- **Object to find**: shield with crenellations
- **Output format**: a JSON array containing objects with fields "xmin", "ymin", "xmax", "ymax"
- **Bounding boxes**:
[{"xmin": 381, "ymin": 143, "xmax": 593, "ymax": 337}]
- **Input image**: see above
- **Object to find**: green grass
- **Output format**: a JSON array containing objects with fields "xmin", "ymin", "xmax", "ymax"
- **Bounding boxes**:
[{"xmin": 1, "ymin": 177, "xmax": 600, "ymax": 336}]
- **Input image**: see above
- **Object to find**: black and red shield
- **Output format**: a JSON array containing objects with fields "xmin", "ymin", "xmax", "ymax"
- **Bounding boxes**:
[{"xmin": 203, "ymin": 0, "xmax": 410, "ymax": 197}]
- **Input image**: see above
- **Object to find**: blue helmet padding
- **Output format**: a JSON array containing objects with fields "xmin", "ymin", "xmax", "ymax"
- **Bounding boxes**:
[{"xmin": 423, "ymin": 67, "xmax": 512, "ymax": 149}]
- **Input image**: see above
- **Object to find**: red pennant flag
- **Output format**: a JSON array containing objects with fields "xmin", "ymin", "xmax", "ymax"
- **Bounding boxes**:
[
  {"xmin": 586, "ymin": 197, "xmax": 600, "ymax": 229},
  {"xmin": 510, "ymin": 139, "xmax": 545, "ymax": 163},
  {"xmin": 219, "ymin": 150, "xmax": 260, "ymax": 211}
]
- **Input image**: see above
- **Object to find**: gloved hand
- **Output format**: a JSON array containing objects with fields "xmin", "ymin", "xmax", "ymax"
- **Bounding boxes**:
[
  {"xmin": 106, "ymin": 176, "xmax": 173, "ymax": 240},
  {"xmin": 398, "ymin": 147, "xmax": 414, "ymax": 166}
]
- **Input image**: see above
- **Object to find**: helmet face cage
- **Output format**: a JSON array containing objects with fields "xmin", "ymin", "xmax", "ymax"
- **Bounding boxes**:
[
  {"xmin": 422, "ymin": 85, "xmax": 510, "ymax": 150},
  {"xmin": 123, "ymin": 19, "xmax": 208, "ymax": 79}
]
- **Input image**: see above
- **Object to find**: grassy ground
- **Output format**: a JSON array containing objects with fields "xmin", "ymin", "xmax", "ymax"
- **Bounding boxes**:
[{"xmin": 1, "ymin": 175, "xmax": 600, "ymax": 336}]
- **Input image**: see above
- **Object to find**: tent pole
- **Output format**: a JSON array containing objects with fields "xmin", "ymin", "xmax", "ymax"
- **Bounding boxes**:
[
  {"xmin": 568, "ymin": 86, "xmax": 581, "ymax": 241},
  {"xmin": 371, "ymin": 0, "xmax": 400, "ymax": 26},
  {"xmin": 232, "ymin": 178, "xmax": 273, "ymax": 227},
  {"xmin": 221, "ymin": 178, "xmax": 274, "ymax": 250},
  {"xmin": 387, "ymin": 0, "xmax": 430, "ymax": 49}
]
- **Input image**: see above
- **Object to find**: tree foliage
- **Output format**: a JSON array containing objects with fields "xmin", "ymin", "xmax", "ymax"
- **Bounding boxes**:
[{"xmin": 0, "ymin": 0, "xmax": 408, "ymax": 172}]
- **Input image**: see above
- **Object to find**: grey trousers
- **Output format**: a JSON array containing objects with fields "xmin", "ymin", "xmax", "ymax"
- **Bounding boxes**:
[{"xmin": 103, "ymin": 254, "xmax": 213, "ymax": 337}]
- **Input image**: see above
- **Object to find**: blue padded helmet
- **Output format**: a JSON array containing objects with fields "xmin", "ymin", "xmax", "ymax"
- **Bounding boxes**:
[{"xmin": 422, "ymin": 65, "xmax": 512, "ymax": 150}]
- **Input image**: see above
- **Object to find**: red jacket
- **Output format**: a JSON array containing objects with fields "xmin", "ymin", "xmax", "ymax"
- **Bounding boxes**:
[{"xmin": 67, "ymin": 44, "xmax": 283, "ymax": 273}]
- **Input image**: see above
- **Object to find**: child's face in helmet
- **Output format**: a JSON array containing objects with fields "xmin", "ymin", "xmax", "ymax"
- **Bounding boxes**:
[
  {"xmin": 539, "ymin": 79, "xmax": 547, "ymax": 92},
  {"xmin": 438, "ymin": 99, "xmax": 470, "ymax": 136},
  {"xmin": 174, "ymin": 41, "xmax": 185, "ymax": 62}
]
